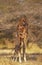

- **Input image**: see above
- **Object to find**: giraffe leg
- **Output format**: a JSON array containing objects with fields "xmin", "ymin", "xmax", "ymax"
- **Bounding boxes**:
[
  {"xmin": 15, "ymin": 57, "xmax": 17, "ymax": 62},
  {"xmin": 23, "ymin": 42, "xmax": 26, "ymax": 62},
  {"xmin": 14, "ymin": 50, "xmax": 17, "ymax": 62},
  {"xmin": 18, "ymin": 51, "xmax": 22, "ymax": 63},
  {"xmin": 24, "ymin": 54, "xmax": 26, "ymax": 62}
]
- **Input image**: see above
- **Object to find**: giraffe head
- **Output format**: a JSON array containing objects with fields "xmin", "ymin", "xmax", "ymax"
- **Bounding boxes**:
[
  {"xmin": 18, "ymin": 15, "xmax": 27, "ymax": 25},
  {"xmin": 20, "ymin": 15, "xmax": 26, "ymax": 23}
]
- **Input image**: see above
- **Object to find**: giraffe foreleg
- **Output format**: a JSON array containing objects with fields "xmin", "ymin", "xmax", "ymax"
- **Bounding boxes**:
[
  {"xmin": 23, "ymin": 42, "xmax": 26, "ymax": 62},
  {"xmin": 18, "ymin": 52, "xmax": 22, "ymax": 63}
]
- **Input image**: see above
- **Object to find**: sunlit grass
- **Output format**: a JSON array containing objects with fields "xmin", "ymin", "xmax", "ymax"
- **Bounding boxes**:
[
  {"xmin": 26, "ymin": 42, "xmax": 42, "ymax": 53},
  {"xmin": 0, "ymin": 41, "xmax": 42, "ymax": 53}
]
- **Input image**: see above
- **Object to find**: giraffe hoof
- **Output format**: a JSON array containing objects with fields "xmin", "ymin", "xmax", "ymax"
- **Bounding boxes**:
[
  {"xmin": 19, "ymin": 60, "xmax": 22, "ymax": 63},
  {"xmin": 19, "ymin": 61, "xmax": 22, "ymax": 63},
  {"xmin": 24, "ymin": 57, "xmax": 27, "ymax": 62}
]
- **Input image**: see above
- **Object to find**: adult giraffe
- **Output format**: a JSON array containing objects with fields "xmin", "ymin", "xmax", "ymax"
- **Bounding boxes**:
[{"xmin": 17, "ymin": 15, "xmax": 28, "ymax": 62}]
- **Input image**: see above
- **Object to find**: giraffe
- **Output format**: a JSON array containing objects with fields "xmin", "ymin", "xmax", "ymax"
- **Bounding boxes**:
[{"xmin": 16, "ymin": 15, "xmax": 28, "ymax": 62}]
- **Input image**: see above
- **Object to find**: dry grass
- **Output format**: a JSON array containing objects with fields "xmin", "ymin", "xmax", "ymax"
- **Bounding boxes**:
[
  {"xmin": 0, "ymin": 56, "xmax": 42, "ymax": 65},
  {"xmin": 0, "ymin": 42, "xmax": 42, "ymax": 54},
  {"xmin": 26, "ymin": 42, "xmax": 42, "ymax": 53}
]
